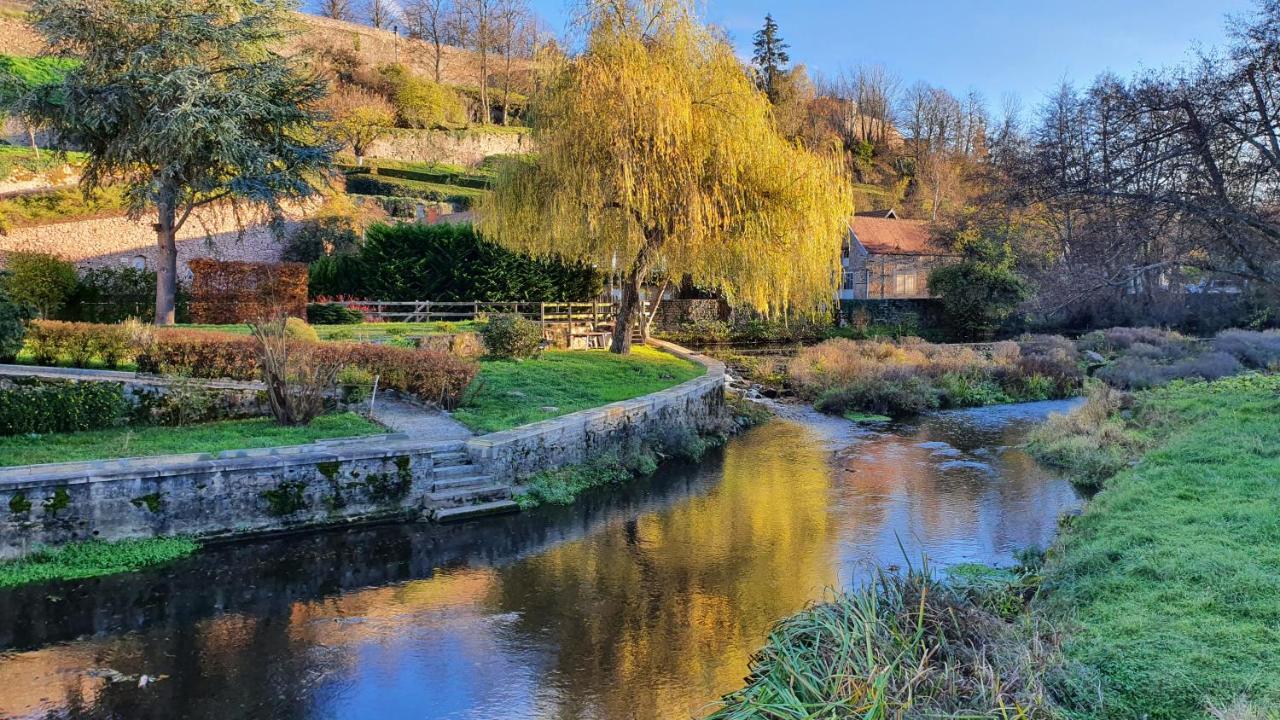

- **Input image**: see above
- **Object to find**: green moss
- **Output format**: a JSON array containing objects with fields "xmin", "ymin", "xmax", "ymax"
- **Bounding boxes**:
[
  {"xmin": 364, "ymin": 456, "xmax": 413, "ymax": 503},
  {"xmin": 0, "ymin": 537, "xmax": 198, "ymax": 588},
  {"xmin": 516, "ymin": 447, "xmax": 660, "ymax": 509},
  {"xmin": 8, "ymin": 492, "xmax": 31, "ymax": 514},
  {"xmin": 129, "ymin": 493, "xmax": 162, "ymax": 513},
  {"xmin": 261, "ymin": 481, "xmax": 308, "ymax": 517},
  {"xmin": 842, "ymin": 411, "xmax": 892, "ymax": 423},
  {"xmin": 43, "ymin": 487, "xmax": 70, "ymax": 515},
  {"xmin": 316, "ymin": 461, "xmax": 341, "ymax": 481}
]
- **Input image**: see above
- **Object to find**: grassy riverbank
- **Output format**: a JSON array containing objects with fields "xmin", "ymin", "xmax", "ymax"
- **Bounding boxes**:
[
  {"xmin": 1036, "ymin": 373, "xmax": 1280, "ymax": 717},
  {"xmin": 713, "ymin": 374, "xmax": 1280, "ymax": 718},
  {"xmin": 0, "ymin": 413, "xmax": 384, "ymax": 467},
  {"xmin": 0, "ymin": 537, "xmax": 198, "ymax": 588},
  {"xmin": 453, "ymin": 347, "xmax": 704, "ymax": 433}
]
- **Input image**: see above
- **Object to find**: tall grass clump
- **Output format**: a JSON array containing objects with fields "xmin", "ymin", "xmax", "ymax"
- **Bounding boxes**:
[
  {"xmin": 0, "ymin": 537, "xmax": 198, "ymax": 588},
  {"xmin": 790, "ymin": 336, "xmax": 1081, "ymax": 418},
  {"xmin": 1026, "ymin": 383, "xmax": 1145, "ymax": 490},
  {"xmin": 707, "ymin": 566, "xmax": 1059, "ymax": 718}
]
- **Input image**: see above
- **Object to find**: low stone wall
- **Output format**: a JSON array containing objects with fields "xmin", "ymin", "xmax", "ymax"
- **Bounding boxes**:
[
  {"xmin": 466, "ymin": 340, "xmax": 727, "ymax": 483},
  {"xmin": 0, "ymin": 436, "xmax": 459, "ymax": 560},
  {"xmin": 651, "ymin": 298, "xmax": 730, "ymax": 331},
  {"xmin": 368, "ymin": 129, "xmax": 531, "ymax": 167}
]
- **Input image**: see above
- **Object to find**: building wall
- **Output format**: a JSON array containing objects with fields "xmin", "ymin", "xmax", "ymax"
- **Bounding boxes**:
[{"xmin": 841, "ymin": 251, "xmax": 953, "ymax": 300}]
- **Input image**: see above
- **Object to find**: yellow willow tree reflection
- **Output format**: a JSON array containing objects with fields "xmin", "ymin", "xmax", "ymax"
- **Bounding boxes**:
[{"xmin": 489, "ymin": 421, "xmax": 841, "ymax": 719}]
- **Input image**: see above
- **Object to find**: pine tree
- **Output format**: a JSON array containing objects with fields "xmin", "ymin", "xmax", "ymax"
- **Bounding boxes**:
[{"xmin": 751, "ymin": 13, "xmax": 789, "ymax": 102}]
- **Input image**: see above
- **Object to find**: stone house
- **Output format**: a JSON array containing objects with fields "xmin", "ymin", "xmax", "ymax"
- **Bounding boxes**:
[{"xmin": 839, "ymin": 210, "xmax": 957, "ymax": 301}]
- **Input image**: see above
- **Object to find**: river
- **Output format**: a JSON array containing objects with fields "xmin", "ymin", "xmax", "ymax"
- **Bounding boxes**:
[{"xmin": 0, "ymin": 400, "xmax": 1082, "ymax": 720}]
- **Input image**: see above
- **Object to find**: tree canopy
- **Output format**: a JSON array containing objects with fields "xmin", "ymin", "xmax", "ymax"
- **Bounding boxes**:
[
  {"xmin": 25, "ymin": 0, "xmax": 334, "ymax": 324},
  {"xmin": 478, "ymin": 0, "xmax": 851, "ymax": 352},
  {"xmin": 751, "ymin": 13, "xmax": 790, "ymax": 102}
]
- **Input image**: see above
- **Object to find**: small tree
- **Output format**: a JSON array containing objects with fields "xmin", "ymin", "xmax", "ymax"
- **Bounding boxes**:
[
  {"xmin": 480, "ymin": 0, "xmax": 851, "ymax": 354},
  {"xmin": 751, "ymin": 13, "xmax": 789, "ymax": 102},
  {"xmin": 24, "ymin": 0, "xmax": 334, "ymax": 325},
  {"xmin": 3, "ymin": 251, "xmax": 78, "ymax": 319},
  {"xmin": 928, "ymin": 230, "xmax": 1029, "ymax": 341},
  {"xmin": 321, "ymin": 85, "xmax": 395, "ymax": 164},
  {"xmin": 251, "ymin": 314, "xmax": 339, "ymax": 426}
]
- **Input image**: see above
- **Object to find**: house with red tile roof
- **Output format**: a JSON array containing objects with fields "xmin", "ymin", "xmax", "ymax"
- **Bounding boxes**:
[{"xmin": 839, "ymin": 209, "xmax": 958, "ymax": 300}]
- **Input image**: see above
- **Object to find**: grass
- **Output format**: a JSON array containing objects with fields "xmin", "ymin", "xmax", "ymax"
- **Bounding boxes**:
[
  {"xmin": 707, "ymin": 566, "xmax": 1057, "ymax": 718},
  {"xmin": 1039, "ymin": 373, "xmax": 1280, "ymax": 718},
  {"xmin": 0, "ymin": 413, "xmax": 384, "ymax": 467},
  {"xmin": 0, "ymin": 184, "xmax": 128, "ymax": 228},
  {"xmin": 0, "ymin": 145, "xmax": 87, "ymax": 181},
  {"xmin": 515, "ymin": 447, "xmax": 659, "ymax": 509},
  {"xmin": 842, "ymin": 411, "xmax": 892, "ymax": 423},
  {"xmin": 453, "ymin": 346, "xmax": 705, "ymax": 433},
  {"xmin": 0, "ymin": 537, "xmax": 198, "ymax": 588}
]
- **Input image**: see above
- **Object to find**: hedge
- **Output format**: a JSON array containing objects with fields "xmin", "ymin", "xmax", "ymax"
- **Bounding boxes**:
[
  {"xmin": 0, "ymin": 377, "xmax": 128, "ymax": 436},
  {"xmin": 344, "ymin": 174, "xmax": 479, "ymax": 209},
  {"xmin": 189, "ymin": 260, "xmax": 308, "ymax": 324},
  {"xmin": 308, "ymin": 223, "xmax": 601, "ymax": 302}
]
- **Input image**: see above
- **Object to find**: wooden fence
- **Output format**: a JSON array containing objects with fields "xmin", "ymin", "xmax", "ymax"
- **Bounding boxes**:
[{"xmin": 330, "ymin": 300, "xmax": 619, "ymax": 326}]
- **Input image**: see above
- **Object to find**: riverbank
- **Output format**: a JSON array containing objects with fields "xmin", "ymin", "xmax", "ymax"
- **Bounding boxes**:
[{"xmin": 713, "ymin": 374, "xmax": 1280, "ymax": 718}]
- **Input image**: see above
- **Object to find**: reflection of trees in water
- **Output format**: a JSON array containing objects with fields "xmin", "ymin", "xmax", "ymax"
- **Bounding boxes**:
[{"xmin": 486, "ymin": 421, "xmax": 840, "ymax": 720}]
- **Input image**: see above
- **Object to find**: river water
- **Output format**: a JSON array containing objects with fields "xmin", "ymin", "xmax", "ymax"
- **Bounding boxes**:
[{"xmin": 0, "ymin": 400, "xmax": 1082, "ymax": 720}]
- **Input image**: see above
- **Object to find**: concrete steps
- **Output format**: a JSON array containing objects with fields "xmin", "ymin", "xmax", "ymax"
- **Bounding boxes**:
[
  {"xmin": 422, "ymin": 445, "xmax": 518, "ymax": 522},
  {"xmin": 432, "ymin": 499, "xmax": 521, "ymax": 523}
]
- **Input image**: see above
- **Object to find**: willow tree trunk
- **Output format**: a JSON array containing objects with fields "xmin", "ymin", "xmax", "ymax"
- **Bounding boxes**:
[
  {"xmin": 610, "ymin": 233, "xmax": 661, "ymax": 354},
  {"xmin": 154, "ymin": 197, "xmax": 179, "ymax": 326}
]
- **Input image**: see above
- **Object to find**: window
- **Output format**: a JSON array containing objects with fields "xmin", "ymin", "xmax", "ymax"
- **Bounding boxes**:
[
  {"xmin": 842, "ymin": 271, "xmax": 855, "ymax": 290},
  {"xmin": 894, "ymin": 271, "xmax": 918, "ymax": 296}
]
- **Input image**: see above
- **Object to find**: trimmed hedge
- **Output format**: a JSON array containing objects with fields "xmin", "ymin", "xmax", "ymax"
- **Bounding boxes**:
[
  {"xmin": 309, "ymin": 223, "xmax": 601, "ymax": 302},
  {"xmin": 344, "ymin": 174, "xmax": 479, "ymax": 209},
  {"xmin": 0, "ymin": 377, "xmax": 128, "ymax": 436},
  {"xmin": 189, "ymin": 260, "xmax": 308, "ymax": 324},
  {"xmin": 25, "ymin": 320, "xmax": 134, "ymax": 368},
  {"xmin": 306, "ymin": 302, "xmax": 365, "ymax": 325}
]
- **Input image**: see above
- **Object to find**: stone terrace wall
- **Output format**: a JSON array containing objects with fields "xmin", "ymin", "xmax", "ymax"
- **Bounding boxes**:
[
  {"xmin": 368, "ymin": 129, "xmax": 531, "ymax": 167},
  {"xmin": 466, "ymin": 340, "xmax": 727, "ymax": 483},
  {"xmin": 0, "ymin": 204, "xmax": 301, "ymax": 279},
  {"xmin": 0, "ymin": 436, "xmax": 457, "ymax": 560}
]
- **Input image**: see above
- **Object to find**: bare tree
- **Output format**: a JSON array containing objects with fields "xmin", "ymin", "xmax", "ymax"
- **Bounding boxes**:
[
  {"xmin": 493, "ymin": 0, "xmax": 533, "ymax": 125},
  {"xmin": 404, "ymin": 0, "xmax": 453, "ymax": 82},
  {"xmin": 317, "ymin": 0, "xmax": 354, "ymax": 21},
  {"xmin": 459, "ymin": 0, "xmax": 496, "ymax": 124},
  {"xmin": 366, "ymin": 0, "xmax": 396, "ymax": 29}
]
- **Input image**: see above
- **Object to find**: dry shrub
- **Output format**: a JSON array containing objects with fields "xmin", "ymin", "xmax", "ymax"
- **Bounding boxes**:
[
  {"xmin": 1027, "ymin": 383, "xmax": 1144, "ymax": 490},
  {"xmin": 189, "ymin": 259, "xmax": 308, "ymax": 324},
  {"xmin": 251, "ymin": 316, "xmax": 340, "ymax": 426},
  {"xmin": 137, "ymin": 329, "xmax": 260, "ymax": 379},
  {"xmin": 1212, "ymin": 329, "xmax": 1280, "ymax": 370}
]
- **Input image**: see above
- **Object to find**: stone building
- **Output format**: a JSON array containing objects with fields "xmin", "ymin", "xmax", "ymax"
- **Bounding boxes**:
[{"xmin": 839, "ymin": 210, "xmax": 957, "ymax": 301}]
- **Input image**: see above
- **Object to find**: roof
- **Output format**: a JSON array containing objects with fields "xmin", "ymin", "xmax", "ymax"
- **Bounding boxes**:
[
  {"xmin": 849, "ymin": 216, "xmax": 946, "ymax": 256},
  {"xmin": 854, "ymin": 209, "xmax": 898, "ymax": 219}
]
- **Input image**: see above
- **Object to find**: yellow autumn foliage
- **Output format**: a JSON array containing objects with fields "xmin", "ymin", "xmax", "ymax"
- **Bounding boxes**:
[{"xmin": 478, "ymin": 0, "xmax": 852, "ymax": 334}]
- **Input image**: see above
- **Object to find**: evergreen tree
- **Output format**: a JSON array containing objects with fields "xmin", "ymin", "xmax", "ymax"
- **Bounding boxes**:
[{"xmin": 751, "ymin": 13, "xmax": 789, "ymax": 102}]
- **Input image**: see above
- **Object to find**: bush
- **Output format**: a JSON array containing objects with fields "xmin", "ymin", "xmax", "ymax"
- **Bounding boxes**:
[
  {"xmin": 282, "ymin": 216, "xmax": 362, "ymax": 263},
  {"xmin": 337, "ymin": 364, "xmax": 375, "ymax": 404},
  {"xmin": 1212, "ymin": 329, "xmax": 1280, "ymax": 369},
  {"xmin": 3, "ymin": 251, "xmax": 78, "ymax": 318},
  {"xmin": 378, "ymin": 64, "xmax": 466, "ymax": 128},
  {"xmin": 480, "ymin": 313, "xmax": 544, "ymax": 360},
  {"xmin": 936, "ymin": 372, "xmax": 1010, "ymax": 408},
  {"xmin": 23, "ymin": 320, "xmax": 134, "ymax": 368},
  {"xmin": 284, "ymin": 317, "xmax": 319, "ymax": 343},
  {"xmin": 306, "ymin": 302, "xmax": 364, "ymax": 325},
  {"xmin": 0, "ymin": 281, "xmax": 33, "ymax": 362},
  {"xmin": 0, "ymin": 377, "xmax": 129, "ymax": 435},
  {"xmin": 188, "ymin": 259, "xmax": 308, "ymax": 324},
  {"xmin": 1097, "ymin": 351, "xmax": 1243, "ymax": 390},
  {"xmin": 309, "ymin": 222, "xmax": 602, "ymax": 302},
  {"xmin": 252, "ymin": 317, "xmax": 339, "ymax": 426},
  {"xmin": 136, "ymin": 329, "xmax": 260, "ymax": 379},
  {"xmin": 1027, "ymin": 384, "xmax": 1144, "ymax": 490},
  {"xmin": 814, "ymin": 375, "xmax": 941, "ymax": 418},
  {"xmin": 62, "ymin": 266, "xmax": 177, "ymax": 324},
  {"xmin": 343, "ymin": 173, "xmax": 478, "ymax": 208}
]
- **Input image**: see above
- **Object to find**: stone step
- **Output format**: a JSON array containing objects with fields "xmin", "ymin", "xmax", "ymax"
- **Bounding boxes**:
[
  {"xmin": 431, "ymin": 451, "xmax": 470, "ymax": 467},
  {"xmin": 431, "ymin": 474, "xmax": 496, "ymax": 492},
  {"xmin": 432, "ymin": 499, "xmax": 521, "ymax": 523},
  {"xmin": 433, "ymin": 463, "xmax": 484, "ymax": 479},
  {"xmin": 427, "ymin": 483, "xmax": 512, "ymax": 507}
]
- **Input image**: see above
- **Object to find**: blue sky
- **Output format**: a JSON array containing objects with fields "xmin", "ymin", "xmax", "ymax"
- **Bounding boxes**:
[{"xmin": 524, "ymin": 0, "xmax": 1255, "ymax": 109}]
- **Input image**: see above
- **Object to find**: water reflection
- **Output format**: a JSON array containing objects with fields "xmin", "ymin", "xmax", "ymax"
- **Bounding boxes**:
[{"xmin": 0, "ymin": 402, "xmax": 1081, "ymax": 720}]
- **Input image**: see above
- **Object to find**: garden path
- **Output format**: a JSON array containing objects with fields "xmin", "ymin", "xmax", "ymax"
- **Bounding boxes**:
[{"xmin": 368, "ymin": 396, "xmax": 475, "ymax": 441}]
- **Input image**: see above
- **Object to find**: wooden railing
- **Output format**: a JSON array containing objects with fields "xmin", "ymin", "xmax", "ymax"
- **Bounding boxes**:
[{"xmin": 330, "ymin": 300, "xmax": 618, "ymax": 326}]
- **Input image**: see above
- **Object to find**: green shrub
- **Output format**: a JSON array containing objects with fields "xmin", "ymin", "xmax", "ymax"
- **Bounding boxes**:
[
  {"xmin": 0, "ymin": 280, "xmax": 33, "ymax": 361},
  {"xmin": 517, "ymin": 447, "xmax": 659, "ymax": 508},
  {"xmin": 23, "ymin": 320, "xmax": 134, "ymax": 368},
  {"xmin": 284, "ymin": 317, "xmax": 319, "ymax": 343},
  {"xmin": 936, "ymin": 372, "xmax": 1010, "ymax": 408},
  {"xmin": 378, "ymin": 64, "xmax": 466, "ymax": 128},
  {"xmin": 0, "ymin": 377, "xmax": 129, "ymax": 435},
  {"xmin": 282, "ymin": 216, "xmax": 363, "ymax": 263},
  {"xmin": 308, "ymin": 222, "xmax": 602, "ymax": 302},
  {"xmin": 480, "ymin": 313, "xmax": 543, "ymax": 359},
  {"xmin": 344, "ymin": 173, "xmax": 479, "ymax": 208},
  {"xmin": 3, "ymin": 251, "xmax": 78, "ymax": 318},
  {"xmin": 306, "ymin": 302, "xmax": 364, "ymax": 325},
  {"xmin": 337, "ymin": 364, "xmax": 375, "ymax": 404},
  {"xmin": 814, "ymin": 376, "xmax": 941, "ymax": 418}
]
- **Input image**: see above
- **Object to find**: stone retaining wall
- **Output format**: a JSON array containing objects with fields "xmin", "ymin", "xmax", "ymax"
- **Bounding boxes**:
[
  {"xmin": 466, "ymin": 340, "xmax": 727, "ymax": 483},
  {"xmin": 0, "ymin": 342, "xmax": 726, "ymax": 558}
]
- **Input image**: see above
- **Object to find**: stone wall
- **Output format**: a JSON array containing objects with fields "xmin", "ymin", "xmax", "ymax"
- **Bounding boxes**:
[
  {"xmin": 368, "ymin": 129, "xmax": 531, "ymax": 167},
  {"xmin": 466, "ymin": 340, "xmax": 726, "ymax": 483},
  {"xmin": 0, "ymin": 436, "xmax": 457, "ymax": 560},
  {"xmin": 0, "ymin": 205, "xmax": 302, "ymax": 279},
  {"xmin": 651, "ymin": 299, "xmax": 729, "ymax": 331}
]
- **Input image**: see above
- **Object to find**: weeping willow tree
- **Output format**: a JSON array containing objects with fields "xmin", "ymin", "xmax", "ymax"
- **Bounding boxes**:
[{"xmin": 478, "ymin": 0, "xmax": 852, "ymax": 353}]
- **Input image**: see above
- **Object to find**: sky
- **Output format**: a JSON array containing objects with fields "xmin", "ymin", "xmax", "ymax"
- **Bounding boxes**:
[{"xmin": 524, "ymin": 0, "xmax": 1256, "ymax": 111}]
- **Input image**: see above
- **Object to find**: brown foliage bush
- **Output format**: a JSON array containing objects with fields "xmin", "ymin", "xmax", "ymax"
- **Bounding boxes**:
[
  {"xmin": 25, "ymin": 320, "xmax": 134, "ymax": 368},
  {"xmin": 189, "ymin": 259, "xmax": 308, "ymax": 324},
  {"xmin": 251, "ymin": 317, "xmax": 339, "ymax": 426}
]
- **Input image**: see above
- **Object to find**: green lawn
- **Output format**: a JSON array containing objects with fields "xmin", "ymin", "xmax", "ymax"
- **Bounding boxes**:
[
  {"xmin": 453, "ymin": 346, "xmax": 705, "ymax": 433},
  {"xmin": 0, "ymin": 537, "xmax": 198, "ymax": 588},
  {"xmin": 1040, "ymin": 374, "xmax": 1280, "ymax": 718},
  {"xmin": 0, "ymin": 413, "xmax": 384, "ymax": 467}
]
